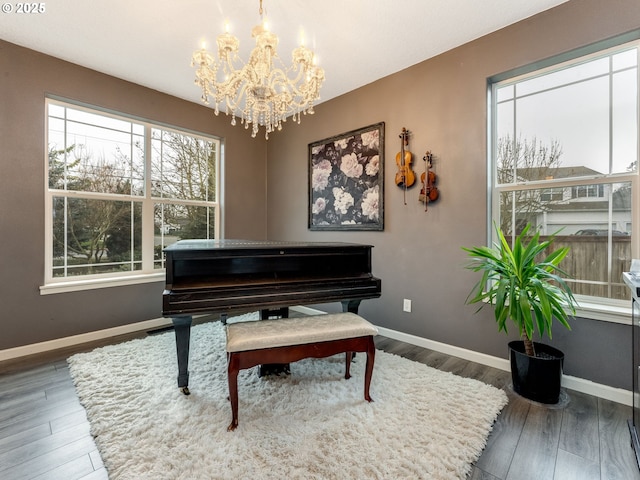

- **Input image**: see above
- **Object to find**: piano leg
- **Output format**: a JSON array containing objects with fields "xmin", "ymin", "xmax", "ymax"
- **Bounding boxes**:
[
  {"xmin": 261, "ymin": 307, "xmax": 289, "ymax": 319},
  {"xmin": 258, "ymin": 308, "xmax": 291, "ymax": 377},
  {"xmin": 172, "ymin": 316, "xmax": 192, "ymax": 395},
  {"xmin": 342, "ymin": 300, "xmax": 362, "ymax": 361},
  {"xmin": 341, "ymin": 299, "xmax": 362, "ymax": 314}
]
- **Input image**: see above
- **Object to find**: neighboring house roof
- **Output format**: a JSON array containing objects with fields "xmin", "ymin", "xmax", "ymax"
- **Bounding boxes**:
[{"xmin": 513, "ymin": 165, "xmax": 602, "ymax": 181}]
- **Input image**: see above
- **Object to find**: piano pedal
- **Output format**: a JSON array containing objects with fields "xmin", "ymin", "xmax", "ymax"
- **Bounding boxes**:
[{"xmin": 258, "ymin": 363, "xmax": 291, "ymax": 377}]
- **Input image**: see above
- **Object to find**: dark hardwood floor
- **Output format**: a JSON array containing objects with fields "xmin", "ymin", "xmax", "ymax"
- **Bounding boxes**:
[
  {"xmin": 1, "ymin": 328, "xmax": 639, "ymax": 479},
  {"xmin": 375, "ymin": 337, "xmax": 640, "ymax": 480}
]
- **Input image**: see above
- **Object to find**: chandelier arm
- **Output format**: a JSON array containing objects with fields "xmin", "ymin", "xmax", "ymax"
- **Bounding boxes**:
[{"xmin": 268, "ymin": 65, "xmax": 316, "ymax": 101}]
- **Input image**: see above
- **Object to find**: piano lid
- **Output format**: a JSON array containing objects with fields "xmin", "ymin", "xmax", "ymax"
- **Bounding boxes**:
[{"xmin": 164, "ymin": 239, "xmax": 375, "ymax": 252}]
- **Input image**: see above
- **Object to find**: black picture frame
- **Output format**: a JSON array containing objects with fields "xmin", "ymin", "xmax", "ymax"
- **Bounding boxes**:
[{"xmin": 308, "ymin": 122, "xmax": 384, "ymax": 231}]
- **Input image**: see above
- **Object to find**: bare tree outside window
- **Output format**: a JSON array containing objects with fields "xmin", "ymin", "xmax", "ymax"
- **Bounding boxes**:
[
  {"xmin": 497, "ymin": 135, "xmax": 563, "ymax": 235},
  {"xmin": 150, "ymin": 130, "xmax": 217, "ymax": 265}
]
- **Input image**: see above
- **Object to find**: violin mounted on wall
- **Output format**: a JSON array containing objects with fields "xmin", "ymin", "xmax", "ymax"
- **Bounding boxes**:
[
  {"xmin": 419, "ymin": 151, "xmax": 439, "ymax": 210},
  {"xmin": 395, "ymin": 127, "xmax": 416, "ymax": 204}
]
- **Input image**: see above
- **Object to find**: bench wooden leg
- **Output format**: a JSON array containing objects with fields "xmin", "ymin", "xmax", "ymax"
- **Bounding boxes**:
[
  {"xmin": 345, "ymin": 352, "xmax": 352, "ymax": 379},
  {"xmin": 227, "ymin": 353, "xmax": 240, "ymax": 431},
  {"xmin": 345, "ymin": 346, "xmax": 374, "ymax": 401},
  {"xmin": 364, "ymin": 337, "xmax": 375, "ymax": 402}
]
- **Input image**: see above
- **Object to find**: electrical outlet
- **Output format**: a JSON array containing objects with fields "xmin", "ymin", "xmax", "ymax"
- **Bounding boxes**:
[{"xmin": 403, "ymin": 298, "xmax": 412, "ymax": 312}]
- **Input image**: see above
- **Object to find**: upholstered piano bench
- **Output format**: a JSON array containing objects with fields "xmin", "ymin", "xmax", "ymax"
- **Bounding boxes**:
[{"xmin": 225, "ymin": 312, "xmax": 378, "ymax": 431}]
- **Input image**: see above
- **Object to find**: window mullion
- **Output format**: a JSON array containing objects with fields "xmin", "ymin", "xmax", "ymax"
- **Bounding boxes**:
[{"xmin": 141, "ymin": 124, "xmax": 154, "ymax": 272}]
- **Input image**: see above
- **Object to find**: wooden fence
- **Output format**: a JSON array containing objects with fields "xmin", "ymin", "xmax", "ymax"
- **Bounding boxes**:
[{"xmin": 544, "ymin": 235, "xmax": 631, "ymax": 300}]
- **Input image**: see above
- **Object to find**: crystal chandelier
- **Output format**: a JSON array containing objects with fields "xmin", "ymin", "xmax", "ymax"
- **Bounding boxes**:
[{"xmin": 191, "ymin": 0, "xmax": 325, "ymax": 139}]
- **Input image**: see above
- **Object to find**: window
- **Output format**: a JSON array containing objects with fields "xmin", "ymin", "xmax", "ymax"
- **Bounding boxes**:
[
  {"xmin": 540, "ymin": 187, "xmax": 565, "ymax": 202},
  {"xmin": 571, "ymin": 184, "xmax": 604, "ymax": 199},
  {"xmin": 44, "ymin": 99, "xmax": 220, "ymax": 291},
  {"xmin": 491, "ymin": 41, "xmax": 639, "ymax": 305}
]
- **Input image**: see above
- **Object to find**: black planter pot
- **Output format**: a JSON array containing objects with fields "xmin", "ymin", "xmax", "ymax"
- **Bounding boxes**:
[{"xmin": 509, "ymin": 340, "xmax": 564, "ymax": 404}]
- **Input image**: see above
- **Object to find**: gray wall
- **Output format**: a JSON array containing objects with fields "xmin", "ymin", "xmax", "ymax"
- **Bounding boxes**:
[
  {"xmin": 265, "ymin": 0, "xmax": 640, "ymax": 390},
  {"xmin": 0, "ymin": 41, "xmax": 268, "ymax": 350}
]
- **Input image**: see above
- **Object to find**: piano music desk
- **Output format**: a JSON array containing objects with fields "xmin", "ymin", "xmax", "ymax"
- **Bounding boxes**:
[{"xmin": 225, "ymin": 312, "xmax": 378, "ymax": 431}]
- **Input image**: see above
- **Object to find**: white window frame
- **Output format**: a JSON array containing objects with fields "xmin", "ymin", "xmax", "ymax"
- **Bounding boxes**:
[
  {"xmin": 41, "ymin": 98, "xmax": 221, "ymax": 294},
  {"xmin": 488, "ymin": 39, "xmax": 640, "ymax": 324}
]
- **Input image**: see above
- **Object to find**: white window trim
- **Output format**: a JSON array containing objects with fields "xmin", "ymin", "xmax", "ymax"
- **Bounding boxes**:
[
  {"xmin": 42, "ymin": 98, "xmax": 221, "ymax": 294},
  {"xmin": 39, "ymin": 272, "xmax": 166, "ymax": 295},
  {"xmin": 575, "ymin": 297, "xmax": 631, "ymax": 325}
]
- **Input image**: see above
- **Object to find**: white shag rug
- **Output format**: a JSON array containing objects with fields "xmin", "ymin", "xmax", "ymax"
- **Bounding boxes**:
[{"xmin": 68, "ymin": 313, "xmax": 508, "ymax": 480}]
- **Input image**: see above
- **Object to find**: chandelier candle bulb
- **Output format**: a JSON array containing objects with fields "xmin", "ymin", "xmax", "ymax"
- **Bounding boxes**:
[{"xmin": 191, "ymin": 0, "xmax": 324, "ymax": 139}]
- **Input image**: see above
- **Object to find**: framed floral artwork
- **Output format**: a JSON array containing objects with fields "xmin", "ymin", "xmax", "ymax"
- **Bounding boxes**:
[{"xmin": 308, "ymin": 122, "xmax": 384, "ymax": 231}]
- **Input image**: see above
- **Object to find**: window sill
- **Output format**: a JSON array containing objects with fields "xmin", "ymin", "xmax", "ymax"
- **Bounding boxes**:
[
  {"xmin": 476, "ymin": 296, "xmax": 632, "ymax": 326},
  {"xmin": 575, "ymin": 299, "xmax": 631, "ymax": 325},
  {"xmin": 40, "ymin": 272, "xmax": 166, "ymax": 295}
]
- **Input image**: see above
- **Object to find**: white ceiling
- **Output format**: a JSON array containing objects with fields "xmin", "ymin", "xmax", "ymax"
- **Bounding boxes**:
[{"xmin": 1, "ymin": 0, "xmax": 568, "ymax": 107}]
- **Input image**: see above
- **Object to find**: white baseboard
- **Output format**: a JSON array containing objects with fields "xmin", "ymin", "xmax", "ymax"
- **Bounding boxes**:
[
  {"xmin": 376, "ymin": 325, "xmax": 632, "ymax": 406},
  {"xmin": 1, "ymin": 308, "xmax": 632, "ymax": 406},
  {"xmin": 0, "ymin": 317, "xmax": 174, "ymax": 362},
  {"xmin": 291, "ymin": 305, "xmax": 326, "ymax": 316}
]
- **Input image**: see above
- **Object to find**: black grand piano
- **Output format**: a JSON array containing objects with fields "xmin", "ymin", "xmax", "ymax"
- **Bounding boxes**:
[{"xmin": 162, "ymin": 239, "xmax": 382, "ymax": 394}]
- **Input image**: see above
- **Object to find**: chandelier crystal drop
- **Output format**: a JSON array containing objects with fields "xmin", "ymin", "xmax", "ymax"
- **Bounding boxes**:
[{"xmin": 191, "ymin": 0, "xmax": 325, "ymax": 139}]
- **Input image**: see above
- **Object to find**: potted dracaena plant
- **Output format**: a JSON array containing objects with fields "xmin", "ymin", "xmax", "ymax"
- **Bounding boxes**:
[{"xmin": 463, "ymin": 223, "xmax": 577, "ymax": 404}]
